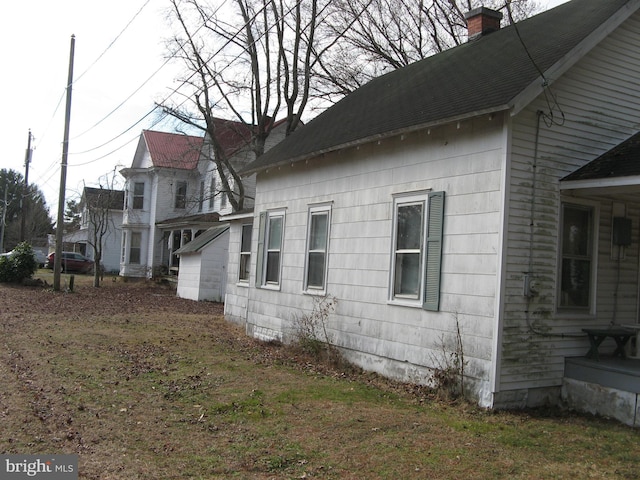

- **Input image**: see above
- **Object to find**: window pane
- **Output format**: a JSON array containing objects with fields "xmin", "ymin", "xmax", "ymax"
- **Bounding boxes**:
[
  {"xmin": 268, "ymin": 216, "xmax": 282, "ymax": 249},
  {"xmin": 175, "ymin": 182, "xmax": 187, "ymax": 209},
  {"xmin": 266, "ymin": 252, "xmax": 280, "ymax": 283},
  {"xmin": 394, "ymin": 252, "xmax": 420, "ymax": 296},
  {"xmin": 132, "ymin": 182, "xmax": 144, "ymax": 209},
  {"xmin": 209, "ymin": 178, "xmax": 215, "ymax": 208},
  {"xmin": 241, "ymin": 225, "xmax": 252, "ymax": 252},
  {"xmin": 397, "ymin": 204, "xmax": 423, "ymax": 250},
  {"xmin": 309, "ymin": 213, "xmax": 328, "ymax": 250},
  {"xmin": 561, "ymin": 259, "xmax": 591, "ymax": 307},
  {"xmin": 130, "ymin": 232, "xmax": 141, "ymax": 264},
  {"xmin": 307, "ymin": 252, "xmax": 326, "ymax": 288},
  {"xmin": 562, "ymin": 207, "xmax": 590, "ymax": 255},
  {"xmin": 239, "ymin": 254, "xmax": 250, "ymax": 281}
]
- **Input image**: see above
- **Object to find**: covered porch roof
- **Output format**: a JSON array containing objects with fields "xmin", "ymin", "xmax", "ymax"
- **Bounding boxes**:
[{"xmin": 560, "ymin": 131, "xmax": 640, "ymax": 196}]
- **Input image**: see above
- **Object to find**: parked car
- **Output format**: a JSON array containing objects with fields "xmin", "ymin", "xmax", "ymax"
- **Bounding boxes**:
[
  {"xmin": 45, "ymin": 252, "xmax": 95, "ymax": 273},
  {"xmin": 0, "ymin": 249, "xmax": 47, "ymax": 267}
]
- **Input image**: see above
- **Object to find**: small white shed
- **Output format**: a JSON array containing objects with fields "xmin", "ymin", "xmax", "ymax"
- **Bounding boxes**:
[{"xmin": 175, "ymin": 224, "xmax": 230, "ymax": 302}]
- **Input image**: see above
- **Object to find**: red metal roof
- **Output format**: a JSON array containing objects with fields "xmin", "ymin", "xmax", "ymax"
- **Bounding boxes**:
[
  {"xmin": 143, "ymin": 130, "xmax": 204, "ymax": 170},
  {"xmin": 142, "ymin": 118, "xmax": 257, "ymax": 170}
]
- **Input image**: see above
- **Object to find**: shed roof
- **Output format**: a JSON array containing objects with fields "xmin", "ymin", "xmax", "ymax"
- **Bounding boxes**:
[
  {"xmin": 174, "ymin": 224, "xmax": 230, "ymax": 255},
  {"xmin": 82, "ymin": 187, "xmax": 125, "ymax": 210},
  {"xmin": 243, "ymin": 0, "xmax": 637, "ymax": 175},
  {"xmin": 561, "ymin": 131, "xmax": 640, "ymax": 182}
]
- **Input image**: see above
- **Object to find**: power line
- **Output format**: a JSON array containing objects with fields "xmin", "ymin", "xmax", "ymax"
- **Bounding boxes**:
[
  {"xmin": 74, "ymin": 0, "xmax": 153, "ymax": 84},
  {"xmin": 505, "ymin": 0, "xmax": 565, "ymax": 127}
]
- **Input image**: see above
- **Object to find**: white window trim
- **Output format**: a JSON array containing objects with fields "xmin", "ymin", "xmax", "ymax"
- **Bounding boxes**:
[
  {"xmin": 132, "ymin": 182, "xmax": 145, "ymax": 210},
  {"xmin": 556, "ymin": 198, "xmax": 600, "ymax": 317},
  {"xmin": 259, "ymin": 209, "xmax": 286, "ymax": 290},
  {"xmin": 388, "ymin": 192, "xmax": 428, "ymax": 307},
  {"xmin": 237, "ymin": 223, "xmax": 253, "ymax": 285},
  {"xmin": 304, "ymin": 203, "xmax": 332, "ymax": 295}
]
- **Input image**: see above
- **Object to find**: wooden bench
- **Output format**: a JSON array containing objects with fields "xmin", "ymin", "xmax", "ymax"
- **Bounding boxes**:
[{"xmin": 582, "ymin": 327, "xmax": 635, "ymax": 361}]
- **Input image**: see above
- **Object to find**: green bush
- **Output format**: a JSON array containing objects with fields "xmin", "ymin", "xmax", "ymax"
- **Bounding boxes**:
[{"xmin": 0, "ymin": 242, "xmax": 38, "ymax": 283}]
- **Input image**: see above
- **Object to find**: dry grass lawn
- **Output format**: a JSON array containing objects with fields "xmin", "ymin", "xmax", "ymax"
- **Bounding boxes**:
[{"xmin": 1, "ymin": 273, "xmax": 639, "ymax": 479}]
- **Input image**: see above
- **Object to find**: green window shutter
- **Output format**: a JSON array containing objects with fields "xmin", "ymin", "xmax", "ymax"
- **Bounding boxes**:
[
  {"xmin": 255, "ymin": 212, "xmax": 266, "ymax": 285},
  {"xmin": 423, "ymin": 191, "xmax": 445, "ymax": 311}
]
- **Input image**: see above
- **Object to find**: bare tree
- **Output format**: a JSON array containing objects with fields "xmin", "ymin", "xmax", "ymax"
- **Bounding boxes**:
[
  {"xmin": 315, "ymin": 0, "xmax": 540, "ymax": 97},
  {"xmin": 82, "ymin": 174, "xmax": 122, "ymax": 287},
  {"xmin": 161, "ymin": 0, "xmax": 329, "ymax": 212}
]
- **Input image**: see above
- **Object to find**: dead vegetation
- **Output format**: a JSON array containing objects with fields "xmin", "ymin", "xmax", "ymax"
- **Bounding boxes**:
[{"xmin": 1, "ymin": 277, "xmax": 639, "ymax": 479}]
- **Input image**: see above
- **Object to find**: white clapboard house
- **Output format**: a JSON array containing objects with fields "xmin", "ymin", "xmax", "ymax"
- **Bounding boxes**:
[{"xmin": 223, "ymin": 0, "xmax": 640, "ymax": 425}]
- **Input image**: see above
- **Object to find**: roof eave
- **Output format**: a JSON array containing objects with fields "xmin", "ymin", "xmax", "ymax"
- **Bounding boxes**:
[
  {"xmin": 221, "ymin": 210, "xmax": 254, "ymax": 221},
  {"xmin": 560, "ymin": 175, "xmax": 640, "ymax": 191},
  {"xmin": 243, "ymin": 106, "xmax": 511, "ymax": 176}
]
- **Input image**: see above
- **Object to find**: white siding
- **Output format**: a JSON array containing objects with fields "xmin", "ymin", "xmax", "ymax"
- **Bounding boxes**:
[
  {"xmin": 235, "ymin": 115, "xmax": 506, "ymax": 403},
  {"xmin": 177, "ymin": 231, "xmax": 229, "ymax": 302},
  {"xmin": 499, "ymin": 12, "xmax": 640, "ymax": 401},
  {"xmin": 224, "ymin": 221, "xmax": 251, "ymax": 324}
]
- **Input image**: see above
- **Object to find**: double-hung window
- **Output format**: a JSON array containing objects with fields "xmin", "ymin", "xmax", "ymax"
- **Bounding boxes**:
[
  {"xmin": 132, "ymin": 182, "xmax": 144, "ymax": 210},
  {"xmin": 198, "ymin": 181, "xmax": 205, "ymax": 212},
  {"xmin": 130, "ymin": 232, "xmax": 142, "ymax": 264},
  {"xmin": 209, "ymin": 177, "xmax": 216, "ymax": 209},
  {"xmin": 239, "ymin": 224, "xmax": 252, "ymax": 282},
  {"xmin": 390, "ymin": 191, "xmax": 444, "ymax": 310},
  {"xmin": 256, "ymin": 210, "xmax": 285, "ymax": 287},
  {"xmin": 305, "ymin": 205, "xmax": 331, "ymax": 292},
  {"xmin": 559, "ymin": 202, "xmax": 596, "ymax": 311},
  {"xmin": 175, "ymin": 181, "xmax": 187, "ymax": 209}
]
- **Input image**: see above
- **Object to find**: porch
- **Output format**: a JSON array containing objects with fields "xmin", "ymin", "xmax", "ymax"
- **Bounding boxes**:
[{"xmin": 563, "ymin": 355, "xmax": 640, "ymax": 427}]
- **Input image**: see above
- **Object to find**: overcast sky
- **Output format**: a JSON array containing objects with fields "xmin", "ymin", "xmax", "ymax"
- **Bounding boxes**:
[{"xmin": 1, "ymin": 0, "xmax": 570, "ymax": 215}]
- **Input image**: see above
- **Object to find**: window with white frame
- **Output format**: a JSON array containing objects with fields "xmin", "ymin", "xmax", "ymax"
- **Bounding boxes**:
[
  {"xmin": 209, "ymin": 177, "xmax": 216, "ymax": 209},
  {"xmin": 132, "ymin": 182, "xmax": 144, "ymax": 210},
  {"xmin": 559, "ymin": 203, "xmax": 595, "ymax": 311},
  {"xmin": 198, "ymin": 181, "xmax": 204, "ymax": 212},
  {"xmin": 239, "ymin": 224, "xmax": 252, "ymax": 282},
  {"xmin": 130, "ymin": 232, "xmax": 142, "ymax": 264},
  {"xmin": 256, "ymin": 211, "xmax": 285, "ymax": 286},
  {"xmin": 174, "ymin": 181, "xmax": 187, "ymax": 209},
  {"xmin": 390, "ymin": 191, "xmax": 444, "ymax": 310},
  {"xmin": 305, "ymin": 205, "xmax": 331, "ymax": 291}
]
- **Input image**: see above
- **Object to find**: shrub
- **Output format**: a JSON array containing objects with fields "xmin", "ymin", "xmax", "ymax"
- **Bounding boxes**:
[
  {"xmin": 0, "ymin": 242, "xmax": 38, "ymax": 283},
  {"xmin": 291, "ymin": 294, "xmax": 339, "ymax": 361}
]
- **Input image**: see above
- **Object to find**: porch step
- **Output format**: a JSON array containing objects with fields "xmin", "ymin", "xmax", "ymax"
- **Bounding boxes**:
[{"xmin": 565, "ymin": 356, "xmax": 640, "ymax": 394}]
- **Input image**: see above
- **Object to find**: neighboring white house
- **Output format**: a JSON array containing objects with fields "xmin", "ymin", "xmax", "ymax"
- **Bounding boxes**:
[
  {"xmin": 120, "ymin": 119, "xmax": 288, "ymax": 296},
  {"xmin": 119, "ymin": 125, "xmax": 243, "ymax": 279},
  {"xmin": 224, "ymin": 0, "xmax": 640, "ymax": 426},
  {"xmin": 62, "ymin": 187, "xmax": 124, "ymax": 273}
]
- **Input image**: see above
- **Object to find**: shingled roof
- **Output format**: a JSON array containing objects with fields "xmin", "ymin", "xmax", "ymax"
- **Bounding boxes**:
[
  {"xmin": 561, "ymin": 131, "xmax": 640, "ymax": 182},
  {"xmin": 243, "ymin": 0, "xmax": 636, "ymax": 175},
  {"xmin": 82, "ymin": 187, "xmax": 125, "ymax": 210}
]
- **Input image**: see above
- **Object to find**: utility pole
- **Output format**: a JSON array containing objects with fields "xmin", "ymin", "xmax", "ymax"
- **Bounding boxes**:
[
  {"xmin": 54, "ymin": 35, "xmax": 75, "ymax": 292},
  {"xmin": 0, "ymin": 184, "xmax": 7, "ymax": 253},
  {"xmin": 20, "ymin": 129, "xmax": 33, "ymax": 242}
]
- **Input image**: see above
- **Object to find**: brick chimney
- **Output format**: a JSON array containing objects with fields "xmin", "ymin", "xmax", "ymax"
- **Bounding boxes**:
[{"xmin": 465, "ymin": 7, "xmax": 503, "ymax": 41}]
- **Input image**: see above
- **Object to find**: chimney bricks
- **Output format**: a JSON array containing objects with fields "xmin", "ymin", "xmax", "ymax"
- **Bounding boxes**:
[{"xmin": 465, "ymin": 7, "xmax": 503, "ymax": 40}]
